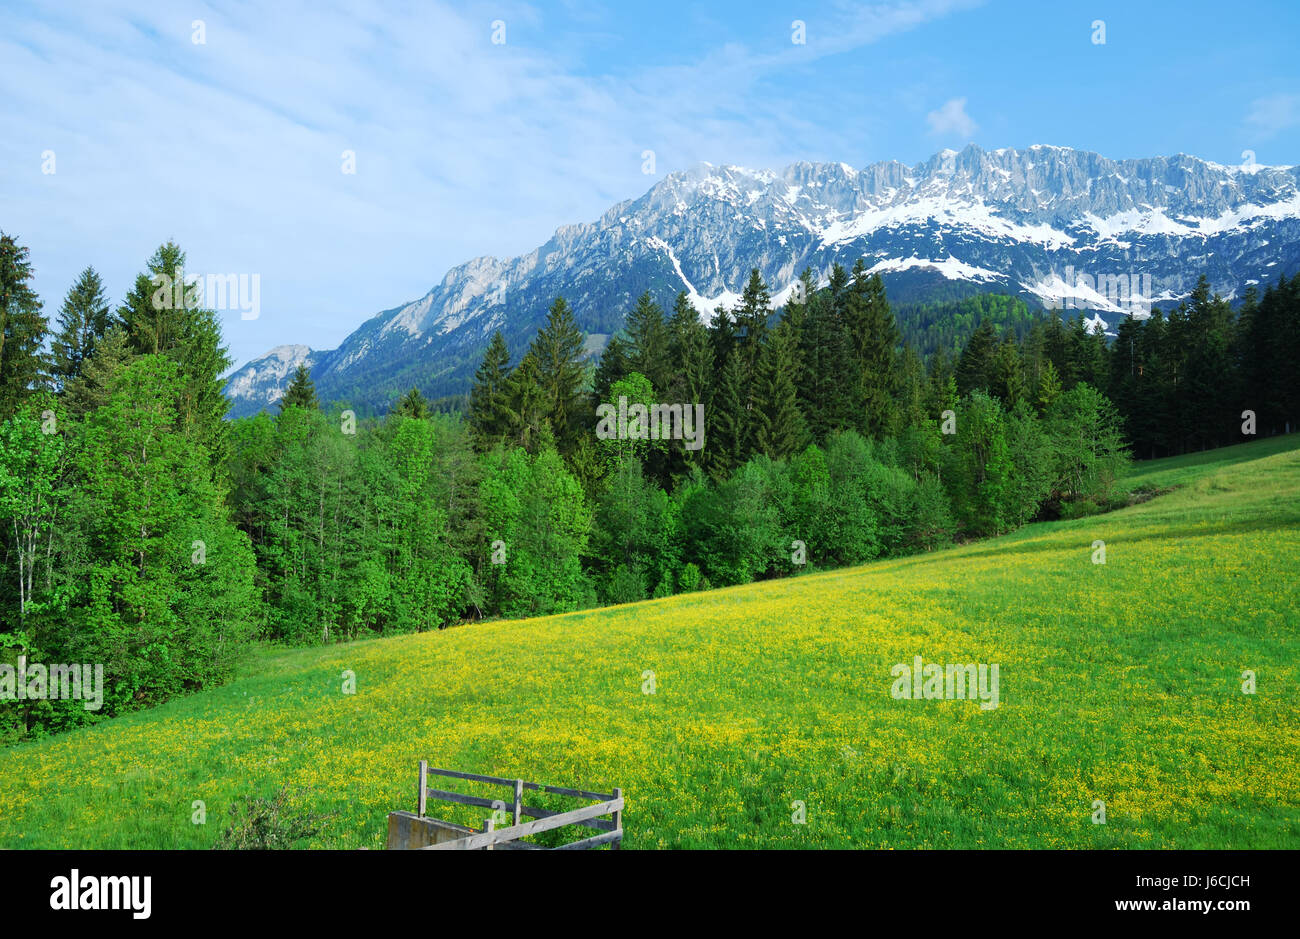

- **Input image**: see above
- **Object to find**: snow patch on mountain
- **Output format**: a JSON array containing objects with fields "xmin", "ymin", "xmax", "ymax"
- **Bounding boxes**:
[{"xmin": 867, "ymin": 256, "xmax": 1006, "ymax": 282}]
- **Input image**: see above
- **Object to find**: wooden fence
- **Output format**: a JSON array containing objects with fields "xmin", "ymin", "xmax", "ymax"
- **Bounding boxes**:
[{"xmin": 386, "ymin": 761, "xmax": 623, "ymax": 851}]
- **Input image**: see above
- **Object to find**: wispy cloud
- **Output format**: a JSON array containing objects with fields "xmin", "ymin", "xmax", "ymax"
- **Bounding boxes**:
[
  {"xmin": 0, "ymin": 0, "xmax": 977, "ymax": 366},
  {"xmin": 926, "ymin": 96, "xmax": 977, "ymax": 138},
  {"xmin": 1245, "ymin": 92, "xmax": 1300, "ymax": 140}
]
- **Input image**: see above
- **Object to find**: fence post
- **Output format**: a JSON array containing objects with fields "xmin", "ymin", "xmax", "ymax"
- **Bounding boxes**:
[
  {"xmin": 611, "ymin": 787, "xmax": 623, "ymax": 850},
  {"xmin": 483, "ymin": 817, "xmax": 495, "ymax": 851},
  {"xmin": 417, "ymin": 761, "xmax": 427, "ymax": 818},
  {"xmin": 513, "ymin": 778, "xmax": 523, "ymax": 828}
]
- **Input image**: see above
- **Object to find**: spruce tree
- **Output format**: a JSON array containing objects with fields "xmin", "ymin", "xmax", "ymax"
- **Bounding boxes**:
[
  {"xmin": 992, "ymin": 335, "xmax": 1025, "ymax": 408},
  {"xmin": 392, "ymin": 386, "xmax": 429, "ymax": 419},
  {"xmin": 469, "ymin": 330, "xmax": 512, "ymax": 450},
  {"xmin": 0, "ymin": 233, "xmax": 50, "ymax": 419},
  {"xmin": 529, "ymin": 297, "xmax": 588, "ymax": 457},
  {"xmin": 754, "ymin": 317, "xmax": 807, "ymax": 458},
  {"xmin": 63, "ymin": 325, "xmax": 135, "ymax": 420},
  {"xmin": 116, "ymin": 241, "xmax": 231, "ymax": 459},
  {"xmin": 734, "ymin": 269, "xmax": 771, "ymax": 376},
  {"xmin": 501, "ymin": 350, "xmax": 548, "ymax": 453},
  {"xmin": 623, "ymin": 291, "xmax": 671, "ymax": 394},
  {"xmin": 51, "ymin": 266, "xmax": 111, "ymax": 390},
  {"xmin": 709, "ymin": 351, "xmax": 749, "ymax": 477},
  {"xmin": 279, "ymin": 364, "xmax": 319, "ymax": 412},
  {"xmin": 844, "ymin": 261, "xmax": 899, "ymax": 438},
  {"xmin": 798, "ymin": 283, "xmax": 856, "ymax": 441},
  {"xmin": 592, "ymin": 334, "xmax": 631, "ymax": 404}
]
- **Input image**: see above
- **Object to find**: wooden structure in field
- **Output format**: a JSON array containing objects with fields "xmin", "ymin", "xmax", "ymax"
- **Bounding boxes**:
[{"xmin": 385, "ymin": 761, "xmax": 624, "ymax": 851}]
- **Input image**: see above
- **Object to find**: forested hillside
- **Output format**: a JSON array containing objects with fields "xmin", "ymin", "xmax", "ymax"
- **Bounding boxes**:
[{"xmin": 2, "ymin": 229, "xmax": 1297, "ymax": 743}]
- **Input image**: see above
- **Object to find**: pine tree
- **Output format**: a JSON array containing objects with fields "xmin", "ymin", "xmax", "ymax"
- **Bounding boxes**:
[
  {"xmin": 1036, "ymin": 358, "xmax": 1063, "ymax": 414},
  {"xmin": 279, "ymin": 364, "xmax": 319, "ymax": 412},
  {"xmin": 469, "ymin": 330, "xmax": 512, "ymax": 450},
  {"xmin": 0, "ymin": 233, "xmax": 50, "ymax": 419},
  {"xmin": 392, "ymin": 386, "xmax": 429, "ymax": 419},
  {"xmin": 843, "ymin": 261, "xmax": 899, "ymax": 438},
  {"xmin": 529, "ymin": 297, "xmax": 588, "ymax": 457},
  {"xmin": 116, "ymin": 241, "xmax": 232, "ymax": 459},
  {"xmin": 51, "ymin": 266, "xmax": 111, "ymax": 390},
  {"xmin": 956, "ymin": 319, "xmax": 997, "ymax": 397},
  {"xmin": 501, "ymin": 350, "xmax": 548, "ymax": 453},
  {"xmin": 667, "ymin": 292, "xmax": 712, "ymax": 406},
  {"xmin": 754, "ymin": 316, "xmax": 807, "ymax": 458},
  {"xmin": 709, "ymin": 351, "xmax": 749, "ymax": 477},
  {"xmin": 667, "ymin": 292, "xmax": 713, "ymax": 473},
  {"xmin": 623, "ymin": 291, "xmax": 671, "ymax": 394},
  {"xmin": 63, "ymin": 324, "xmax": 135, "ymax": 420},
  {"xmin": 592, "ymin": 334, "xmax": 631, "ymax": 404},
  {"xmin": 1068, "ymin": 315, "xmax": 1109, "ymax": 395},
  {"xmin": 798, "ymin": 284, "xmax": 857, "ymax": 441},
  {"xmin": 991, "ymin": 335, "xmax": 1025, "ymax": 408},
  {"xmin": 734, "ymin": 269, "xmax": 771, "ymax": 376}
]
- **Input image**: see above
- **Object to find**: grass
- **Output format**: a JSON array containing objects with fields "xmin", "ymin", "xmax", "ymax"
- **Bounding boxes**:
[{"xmin": 2, "ymin": 435, "xmax": 1298, "ymax": 849}]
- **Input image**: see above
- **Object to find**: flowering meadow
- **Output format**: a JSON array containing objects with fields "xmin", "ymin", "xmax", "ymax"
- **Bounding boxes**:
[{"xmin": 1, "ymin": 435, "xmax": 1296, "ymax": 849}]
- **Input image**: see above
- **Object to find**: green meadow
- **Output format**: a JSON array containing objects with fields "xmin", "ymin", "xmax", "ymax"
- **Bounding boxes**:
[{"xmin": 2, "ymin": 435, "xmax": 1297, "ymax": 849}]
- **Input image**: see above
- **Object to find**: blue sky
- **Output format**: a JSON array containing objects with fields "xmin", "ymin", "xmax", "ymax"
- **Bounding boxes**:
[{"xmin": 4, "ymin": 0, "xmax": 1299, "ymax": 370}]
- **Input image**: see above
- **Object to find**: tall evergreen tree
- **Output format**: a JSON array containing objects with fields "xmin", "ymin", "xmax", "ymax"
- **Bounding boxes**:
[
  {"xmin": 116, "ymin": 241, "xmax": 232, "ymax": 459},
  {"xmin": 592, "ymin": 334, "xmax": 631, "ymax": 404},
  {"xmin": 0, "ymin": 233, "xmax": 49, "ymax": 419},
  {"xmin": 392, "ymin": 386, "xmax": 429, "ymax": 419},
  {"xmin": 279, "ymin": 364, "xmax": 319, "ymax": 412},
  {"xmin": 843, "ymin": 261, "xmax": 899, "ymax": 438},
  {"xmin": 501, "ymin": 350, "xmax": 548, "ymax": 453},
  {"xmin": 798, "ymin": 273, "xmax": 857, "ymax": 441},
  {"xmin": 623, "ymin": 291, "xmax": 671, "ymax": 394},
  {"xmin": 468, "ymin": 330, "xmax": 512, "ymax": 450},
  {"xmin": 51, "ymin": 266, "xmax": 111, "ymax": 390},
  {"xmin": 955, "ymin": 319, "xmax": 998, "ymax": 396},
  {"xmin": 528, "ymin": 297, "xmax": 588, "ymax": 458},
  {"xmin": 709, "ymin": 351, "xmax": 750, "ymax": 477},
  {"xmin": 754, "ymin": 315, "xmax": 807, "ymax": 458}
]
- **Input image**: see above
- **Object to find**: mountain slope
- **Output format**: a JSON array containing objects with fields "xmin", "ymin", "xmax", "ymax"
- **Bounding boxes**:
[
  {"xmin": 4, "ymin": 435, "xmax": 1298, "ymax": 847},
  {"xmin": 226, "ymin": 144, "xmax": 1300, "ymax": 417}
]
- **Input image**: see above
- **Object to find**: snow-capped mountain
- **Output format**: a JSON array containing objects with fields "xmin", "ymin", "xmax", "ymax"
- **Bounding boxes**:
[{"xmin": 225, "ymin": 144, "xmax": 1300, "ymax": 417}]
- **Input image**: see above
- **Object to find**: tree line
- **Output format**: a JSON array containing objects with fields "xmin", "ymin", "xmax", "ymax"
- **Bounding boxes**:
[{"xmin": 1, "ymin": 228, "xmax": 1295, "ymax": 742}]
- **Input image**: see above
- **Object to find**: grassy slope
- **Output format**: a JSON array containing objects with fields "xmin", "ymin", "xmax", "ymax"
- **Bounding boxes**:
[{"xmin": 2, "ymin": 437, "xmax": 1298, "ymax": 849}]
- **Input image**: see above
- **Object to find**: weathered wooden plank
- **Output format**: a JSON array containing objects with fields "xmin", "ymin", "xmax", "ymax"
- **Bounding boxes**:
[
  {"xmin": 417, "ymin": 761, "xmax": 428, "ymax": 818},
  {"xmin": 610, "ymin": 787, "xmax": 623, "ymax": 851},
  {"xmin": 552, "ymin": 829, "xmax": 623, "ymax": 851},
  {"xmin": 423, "ymin": 787, "xmax": 502, "ymax": 813},
  {"xmin": 519, "ymin": 803, "xmax": 614, "ymax": 832},
  {"xmin": 421, "ymin": 797, "xmax": 624, "ymax": 851},
  {"xmin": 423, "ymin": 766, "xmax": 517, "ymax": 788},
  {"xmin": 531, "ymin": 782, "xmax": 616, "ymax": 802},
  {"xmin": 421, "ymin": 787, "xmax": 612, "ymax": 831},
  {"xmin": 512, "ymin": 778, "xmax": 523, "ymax": 828},
  {"xmin": 423, "ymin": 765, "xmax": 614, "ymax": 802}
]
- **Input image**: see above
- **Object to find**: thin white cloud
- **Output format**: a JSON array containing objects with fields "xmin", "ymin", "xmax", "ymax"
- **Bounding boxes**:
[
  {"xmin": 1245, "ymin": 92, "xmax": 1300, "ymax": 140},
  {"xmin": 0, "ymin": 0, "xmax": 975, "ymax": 368},
  {"xmin": 926, "ymin": 96, "xmax": 977, "ymax": 138}
]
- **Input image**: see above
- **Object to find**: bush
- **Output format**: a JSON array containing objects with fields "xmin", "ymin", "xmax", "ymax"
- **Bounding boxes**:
[{"xmin": 213, "ymin": 788, "xmax": 332, "ymax": 850}]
